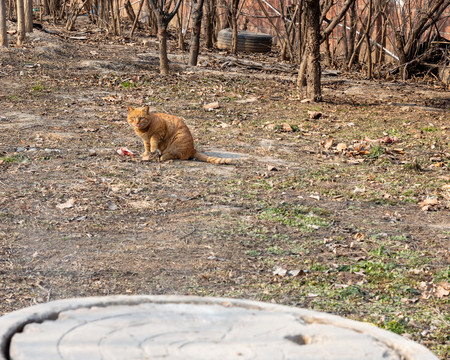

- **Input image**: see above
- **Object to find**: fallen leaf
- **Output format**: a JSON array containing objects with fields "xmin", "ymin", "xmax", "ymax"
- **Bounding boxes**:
[
  {"xmin": 418, "ymin": 197, "xmax": 439, "ymax": 211},
  {"xmin": 323, "ymin": 136, "xmax": 334, "ymax": 150},
  {"xmin": 336, "ymin": 143, "xmax": 347, "ymax": 152},
  {"xmin": 353, "ymin": 233, "xmax": 365, "ymax": 241},
  {"xmin": 435, "ymin": 282, "xmax": 449, "ymax": 298},
  {"xmin": 347, "ymin": 158, "xmax": 366, "ymax": 164},
  {"xmin": 235, "ymin": 97, "xmax": 258, "ymax": 104},
  {"xmin": 281, "ymin": 123, "xmax": 293, "ymax": 132},
  {"xmin": 273, "ymin": 266, "xmax": 287, "ymax": 277},
  {"xmin": 308, "ymin": 111, "xmax": 322, "ymax": 119},
  {"xmin": 430, "ymin": 162, "xmax": 444, "ymax": 168},
  {"xmin": 263, "ymin": 123, "xmax": 277, "ymax": 131},
  {"xmin": 365, "ymin": 135, "xmax": 398, "ymax": 144},
  {"xmin": 203, "ymin": 102, "xmax": 220, "ymax": 111},
  {"xmin": 267, "ymin": 165, "xmax": 278, "ymax": 172},
  {"xmin": 392, "ymin": 148, "xmax": 405, "ymax": 155},
  {"xmin": 352, "ymin": 143, "xmax": 370, "ymax": 155},
  {"xmin": 309, "ymin": 194, "xmax": 320, "ymax": 201},
  {"xmin": 102, "ymin": 94, "xmax": 121, "ymax": 102},
  {"xmin": 353, "ymin": 186, "xmax": 366, "ymax": 194},
  {"xmin": 56, "ymin": 198, "xmax": 75, "ymax": 210}
]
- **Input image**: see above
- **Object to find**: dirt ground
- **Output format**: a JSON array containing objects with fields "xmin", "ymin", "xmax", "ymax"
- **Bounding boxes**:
[{"xmin": 0, "ymin": 20, "xmax": 449, "ymax": 358}]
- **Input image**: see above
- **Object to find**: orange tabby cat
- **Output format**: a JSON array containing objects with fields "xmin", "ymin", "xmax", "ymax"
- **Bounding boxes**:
[{"xmin": 127, "ymin": 106, "xmax": 233, "ymax": 165}]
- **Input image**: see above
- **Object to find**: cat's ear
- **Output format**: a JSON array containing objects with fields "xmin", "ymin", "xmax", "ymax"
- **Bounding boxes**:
[
  {"xmin": 144, "ymin": 106, "xmax": 150, "ymax": 114},
  {"xmin": 127, "ymin": 106, "xmax": 133, "ymax": 112}
]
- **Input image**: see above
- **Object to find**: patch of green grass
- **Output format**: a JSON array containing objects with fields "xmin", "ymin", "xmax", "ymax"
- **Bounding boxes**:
[
  {"xmin": 245, "ymin": 250, "xmax": 261, "ymax": 257},
  {"xmin": 380, "ymin": 318, "xmax": 408, "ymax": 334},
  {"xmin": 387, "ymin": 128, "xmax": 401, "ymax": 137},
  {"xmin": 368, "ymin": 144, "xmax": 385, "ymax": 159},
  {"xmin": 338, "ymin": 285, "xmax": 365, "ymax": 299},
  {"xmin": 32, "ymin": 83, "xmax": 44, "ymax": 91},
  {"xmin": 266, "ymin": 245, "xmax": 285, "ymax": 255},
  {"xmin": 121, "ymin": 80, "xmax": 136, "ymax": 89},
  {"xmin": 433, "ymin": 267, "xmax": 449, "ymax": 283},
  {"xmin": 259, "ymin": 204, "xmax": 331, "ymax": 232},
  {"xmin": 390, "ymin": 235, "xmax": 408, "ymax": 242},
  {"xmin": 1, "ymin": 155, "xmax": 28, "ymax": 164},
  {"xmin": 310, "ymin": 263, "xmax": 329, "ymax": 272},
  {"xmin": 350, "ymin": 259, "xmax": 399, "ymax": 282},
  {"xmin": 421, "ymin": 126, "xmax": 438, "ymax": 132}
]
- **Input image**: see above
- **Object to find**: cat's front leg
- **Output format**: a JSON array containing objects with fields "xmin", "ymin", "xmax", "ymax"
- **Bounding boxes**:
[
  {"xmin": 141, "ymin": 140, "xmax": 151, "ymax": 161},
  {"xmin": 150, "ymin": 136, "xmax": 162, "ymax": 156}
]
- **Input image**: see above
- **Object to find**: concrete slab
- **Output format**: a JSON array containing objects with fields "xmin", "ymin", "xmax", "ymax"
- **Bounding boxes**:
[{"xmin": 0, "ymin": 296, "xmax": 437, "ymax": 360}]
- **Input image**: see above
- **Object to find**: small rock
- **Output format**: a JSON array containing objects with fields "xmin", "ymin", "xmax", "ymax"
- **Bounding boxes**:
[
  {"xmin": 235, "ymin": 97, "xmax": 258, "ymax": 104},
  {"xmin": 107, "ymin": 201, "xmax": 118, "ymax": 211},
  {"xmin": 308, "ymin": 111, "xmax": 322, "ymax": 119},
  {"xmin": 56, "ymin": 199, "xmax": 75, "ymax": 210},
  {"xmin": 281, "ymin": 123, "xmax": 293, "ymax": 132},
  {"xmin": 88, "ymin": 149, "xmax": 97, "ymax": 156},
  {"xmin": 267, "ymin": 165, "xmax": 278, "ymax": 172},
  {"xmin": 142, "ymin": 39, "xmax": 155, "ymax": 46},
  {"xmin": 263, "ymin": 123, "xmax": 277, "ymax": 131},
  {"xmin": 203, "ymin": 102, "xmax": 220, "ymax": 111},
  {"xmin": 336, "ymin": 143, "xmax": 347, "ymax": 152},
  {"xmin": 273, "ymin": 266, "xmax": 287, "ymax": 276}
]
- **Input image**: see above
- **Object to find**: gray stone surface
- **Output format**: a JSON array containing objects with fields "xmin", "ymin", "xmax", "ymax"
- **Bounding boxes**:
[{"xmin": 0, "ymin": 296, "xmax": 438, "ymax": 360}]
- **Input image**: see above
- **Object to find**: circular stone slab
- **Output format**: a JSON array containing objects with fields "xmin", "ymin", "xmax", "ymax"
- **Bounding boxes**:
[{"xmin": 0, "ymin": 296, "xmax": 437, "ymax": 360}]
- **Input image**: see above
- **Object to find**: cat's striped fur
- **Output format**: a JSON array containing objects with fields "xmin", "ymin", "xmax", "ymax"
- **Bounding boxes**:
[{"xmin": 127, "ymin": 106, "xmax": 233, "ymax": 165}]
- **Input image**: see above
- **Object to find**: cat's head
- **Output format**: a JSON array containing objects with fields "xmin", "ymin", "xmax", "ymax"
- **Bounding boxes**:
[{"xmin": 127, "ymin": 106, "xmax": 151, "ymax": 130}]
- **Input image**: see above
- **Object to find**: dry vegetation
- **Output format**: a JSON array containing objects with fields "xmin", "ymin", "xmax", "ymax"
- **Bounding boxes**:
[{"xmin": 0, "ymin": 19, "xmax": 449, "ymax": 358}]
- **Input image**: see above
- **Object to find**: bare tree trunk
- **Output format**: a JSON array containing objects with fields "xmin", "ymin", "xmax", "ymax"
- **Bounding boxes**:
[
  {"xmin": 24, "ymin": 0, "xmax": 32, "ymax": 32},
  {"xmin": 176, "ymin": 2, "xmax": 185, "ymax": 51},
  {"xmin": 114, "ymin": 0, "xmax": 121, "ymax": 36},
  {"xmin": 324, "ymin": 34, "xmax": 332, "ymax": 67},
  {"xmin": 374, "ymin": 0, "xmax": 382, "ymax": 64},
  {"xmin": 0, "ymin": 0, "xmax": 7, "ymax": 47},
  {"xmin": 158, "ymin": 23, "xmax": 169, "ymax": 74},
  {"xmin": 148, "ymin": 0, "xmax": 183, "ymax": 75},
  {"xmin": 16, "ymin": 0, "xmax": 25, "ymax": 45},
  {"xmin": 346, "ymin": 0, "xmax": 356, "ymax": 64},
  {"xmin": 297, "ymin": 0, "xmax": 306, "ymax": 61},
  {"xmin": 109, "ymin": 0, "xmax": 117, "ymax": 34},
  {"xmin": 124, "ymin": 0, "xmax": 136, "ymax": 23},
  {"xmin": 343, "ymin": 14, "xmax": 348, "ymax": 60},
  {"xmin": 43, "ymin": 0, "xmax": 49, "ymax": 15},
  {"xmin": 189, "ymin": 0, "xmax": 205, "ymax": 66},
  {"xmin": 204, "ymin": 0, "xmax": 214, "ymax": 48},
  {"xmin": 145, "ymin": 0, "xmax": 158, "ymax": 34},
  {"xmin": 302, "ymin": 0, "xmax": 321, "ymax": 102},
  {"xmin": 230, "ymin": 0, "xmax": 239, "ymax": 55},
  {"xmin": 365, "ymin": 0, "xmax": 373, "ymax": 79},
  {"xmin": 130, "ymin": 0, "xmax": 145, "ymax": 37}
]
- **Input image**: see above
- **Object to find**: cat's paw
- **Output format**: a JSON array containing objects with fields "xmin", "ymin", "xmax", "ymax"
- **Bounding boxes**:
[
  {"xmin": 141, "ymin": 154, "xmax": 151, "ymax": 161},
  {"xmin": 151, "ymin": 149, "xmax": 162, "ymax": 156}
]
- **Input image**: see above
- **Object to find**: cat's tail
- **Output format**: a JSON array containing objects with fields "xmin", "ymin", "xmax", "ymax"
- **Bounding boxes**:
[{"xmin": 193, "ymin": 151, "xmax": 233, "ymax": 165}]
